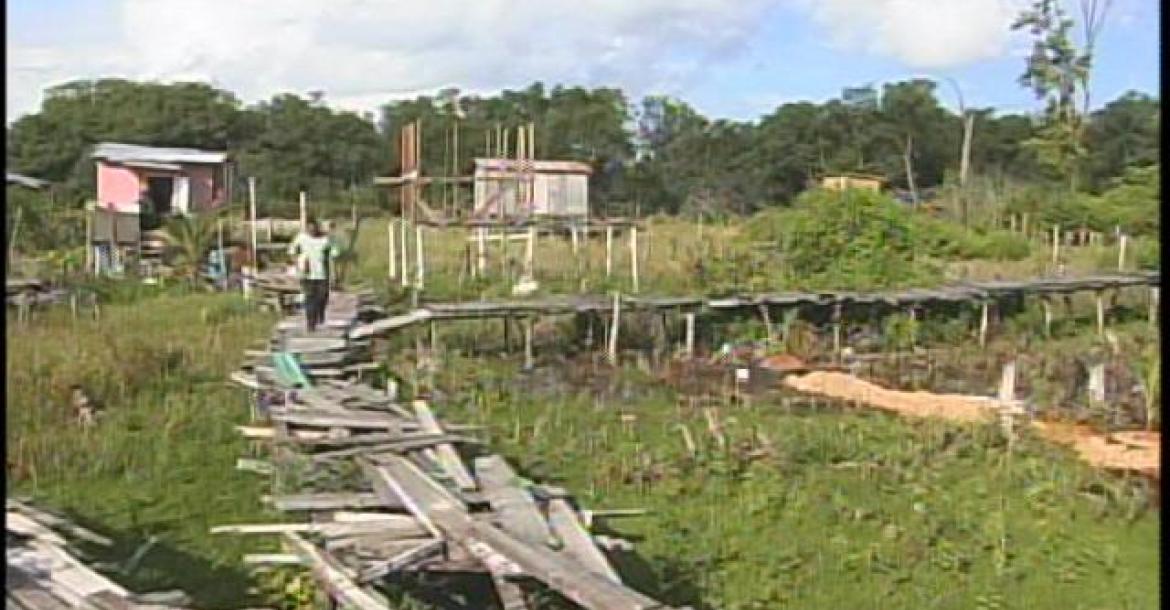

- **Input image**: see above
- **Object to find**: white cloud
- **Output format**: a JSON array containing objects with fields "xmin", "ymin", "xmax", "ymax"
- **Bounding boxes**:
[
  {"xmin": 789, "ymin": 0, "xmax": 1027, "ymax": 69},
  {"xmin": 7, "ymin": 0, "xmax": 774, "ymax": 122}
]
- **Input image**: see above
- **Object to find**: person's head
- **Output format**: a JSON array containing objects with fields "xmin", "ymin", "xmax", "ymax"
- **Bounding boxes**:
[{"xmin": 306, "ymin": 218, "xmax": 321, "ymax": 237}]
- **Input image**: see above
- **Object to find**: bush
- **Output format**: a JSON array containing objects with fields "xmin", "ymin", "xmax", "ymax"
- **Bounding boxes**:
[
  {"xmin": 748, "ymin": 188, "xmax": 943, "ymax": 291},
  {"xmin": 967, "ymin": 231, "xmax": 1032, "ymax": 261}
]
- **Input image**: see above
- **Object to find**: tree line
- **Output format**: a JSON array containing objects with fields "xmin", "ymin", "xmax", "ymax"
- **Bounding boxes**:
[{"xmin": 6, "ymin": 77, "xmax": 1158, "ymax": 217}]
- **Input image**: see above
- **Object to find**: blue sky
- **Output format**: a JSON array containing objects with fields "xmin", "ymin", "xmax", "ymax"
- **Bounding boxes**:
[{"xmin": 6, "ymin": 0, "xmax": 1160, "ymax": 124}]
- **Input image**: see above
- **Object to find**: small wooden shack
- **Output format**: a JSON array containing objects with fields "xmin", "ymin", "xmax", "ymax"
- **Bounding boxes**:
[
  {"xmin": 820, "ymin": 173, "xmax": 885, "ymax": 193},
  {"xmin": 92, "ymin": 142, "xmax": 231, "ymax": 217},
  {"xmin": 473, "ymin": 158, "xmax": 592, "ymax": 218}
]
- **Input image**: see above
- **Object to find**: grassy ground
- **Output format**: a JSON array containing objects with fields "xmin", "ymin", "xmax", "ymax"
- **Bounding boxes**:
[
  {"xmin": 419, "ymin": 350, "xmax": 1159, "ymax": 610},
  {"xmin": 5, "ymin": 293, "xmax": 279, "ymax": 608}
]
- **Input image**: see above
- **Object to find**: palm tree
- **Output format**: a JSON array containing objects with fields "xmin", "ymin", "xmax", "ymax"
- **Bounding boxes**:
[{"xmin": 161, "ymin": 212, "xmax": 221, "ymax": 282}]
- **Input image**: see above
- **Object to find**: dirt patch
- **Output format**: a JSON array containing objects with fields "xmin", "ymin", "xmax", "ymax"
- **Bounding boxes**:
[
  {"xmin": 784, "ymin": 371, "xmax": 1161, "ymax": 479},
  {"xmin": 783, "ymin": 371, "xmax": 998, "ymax": 423},
  {"xmin": 1031, "ymin": 421, "xmax": 1161, "ymax": 479}
]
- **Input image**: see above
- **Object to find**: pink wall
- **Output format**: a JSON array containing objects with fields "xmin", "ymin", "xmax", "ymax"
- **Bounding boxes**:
[
  {"xmin": 96, "ymin": 161, "xmax": 226, "ymax": 213},
  {"xmin": 96, "ymin": 162, "xmax": 143, "ymax": 212}
]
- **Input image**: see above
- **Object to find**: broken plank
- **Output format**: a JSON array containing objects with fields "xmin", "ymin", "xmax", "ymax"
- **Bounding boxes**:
[
  {"xmin": 281, "ymin": 533, "xmax": 390, "ymax": 610},
  {"xmin": 411, "ymin": 401, "xmax": 477, "ymax": 491},
  {"xmin": 271, "ymin": 410, "xmax": 411, "ymax": 431},
  {"xmin": 474, "ymin": 455, "xmax": 553, "ymax": 546},
  {"xmin": 243, "ymin": 554, "xmax": 305, "ymax": 566},
  {"xmin": 547, "ymin": 499, "xmax": 621, "ymax": 583},
  {"xmin": 265, "ymin": 493, "xmax": 393, "ymax": 512},
  {"xmin": 356, "ymin": 539, "xmax": 446, "ymax": 584}
]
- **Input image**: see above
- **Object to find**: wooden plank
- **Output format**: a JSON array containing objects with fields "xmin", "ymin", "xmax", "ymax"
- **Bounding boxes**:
[
  {"xmin": 411, "ymin": 401, "xmax": 477, "ymax": 491},
  {"xmin": 474, "ymin": 456, "xmax": 552, "ymax": 546},
  {"xmin": 270, "ymin": 410, "xmax": 410, "ymax": 431},
  {"xmin": 265, "ymin": 493, "xmax": 393, "ymax": 512},
  {"xmin": 211, "ymin": 520, "xmax": 427, "ymax": 539},
  {"xmin": 281, "ymin": 533, "xmax": 390, "ymax": 610},
  {"xmin": 547, "ymin": 499, "xmax": 621, "ymax": 583},
  {"xmin": 243, "ymin": 554, "xmax": 305, "ymax": 566},
  {"xmin": 365, "ymin": 456, "xmax": 670, "ymax": 610},
  {"xmin": 310, "ymin": 434, "xmax": 482, "ymax": 463},
  {"xmin": 356, "ymin": 539, "xmax": 446, "ymax": 583}
]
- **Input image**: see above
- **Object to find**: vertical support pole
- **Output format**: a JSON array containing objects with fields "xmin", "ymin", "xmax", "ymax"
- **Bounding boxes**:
[
  {"xmin": 684, "ymin": 312, "xmax": 696, "ymax": 359},
  {"xmin": 524, "ymin": 317, "xmax": 534, "ymax": 370},
  {"xmin": 1021, "ymin": 213, "xmax": 1029, "ymax": 239},
  {"xmin": 630, "ymin": 225, "xmax": 639, "ymax": 293},
  {"xmin": 979, "ymin": 300, "xmax": 989, "ymax": 348},
  {"xmin": 1042, "ymin": 297, "xmax": 1053, "ymax": 338},
  {"xmin": 1118, "ymin": 234, "xmax": 1127, "ymax": 271},
  {"xmin": 1088, "ymin": 363, "xmax": 1106, "ymax": 406},
  {"xmin": 388, "ymin": 220, "xmax": 397, "ymax": 279},
  {"xmin": 605, "ymin": 225, "xmax": 614, "ymax": 278},
  {"xmin": 758, "ymin": 304, "xmax": 775, "ymax": 346},
  {"xmin": 399, "ymin": 218, "xmax": 410, "ymax": 288},
  {"xmin": 1096, "ymin": 290, "xmax": 1106, "ymax": 337},
  {"xmin": 525, "ymin": 226, "xmax": 536, "ymax": 278},
  {"xmin": 299, "ymin": 191, "xmax": 308, "ymax": 231},
  {"xmin": 607, "ymin": 292, "xmax": 621, "ymax": 364},
  {"xmin": 998, "ymin": 360, "xmax": 1017, "ymax": 404},
  {"xmin": 1051, "ymin": 223, "xmax": 1060, "ymax": 266},
  {"xmin": 477, "ymin": 227, "xmax": 487, "ymax": 276},
  {"xmin": 1150, "ymin": 287, "xmax": 1159, "ymax": 326},
  {"xmin": 248, "ymin": 177, "xmax": 258, "ymax": 269},
  {"xmin": 415, "ymin": 225, "xmax": 425, "ymax": 290},
  {"xmin": 571, "ymin": 226, "xmax": 579, "ymax": 255},
  {"xmin": 832, "ymin": 303, "xmax": 843, "ymax": 361},
  {"xmin": 216, "ymin": 219, "xmax": 225, "ymax": 289}
]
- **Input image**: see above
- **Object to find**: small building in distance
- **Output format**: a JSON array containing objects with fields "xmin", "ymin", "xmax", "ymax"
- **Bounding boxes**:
[
  {"xmin": 472, "ymin": 158, "xmax": 592, "ymax": 219},
  {"xmin": 92, "ymin": 142, "xmax": 231, "ymax": 217},
  {"xmin": 820, "ymin": 173, "xmax": 886, "ymax": 193}
]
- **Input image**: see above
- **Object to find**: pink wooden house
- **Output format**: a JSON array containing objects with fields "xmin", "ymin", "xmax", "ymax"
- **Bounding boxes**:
[{"xmin": 92, "ymin": 142, "xmax": 231, "ymax": 216}]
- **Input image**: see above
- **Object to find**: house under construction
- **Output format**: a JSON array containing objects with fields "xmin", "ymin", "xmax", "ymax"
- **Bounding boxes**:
[{"xmin": 472, "ymin": 158, "xmax": 591, "ymax": 219}]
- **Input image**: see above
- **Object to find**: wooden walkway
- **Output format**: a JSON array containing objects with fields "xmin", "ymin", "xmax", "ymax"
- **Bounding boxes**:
[
  {"xmin": 347, "ymin": 271, "xmax": 1160, "ymax": 339},
  {"xmin": 226, "ymin": 289, "xmax": 674, "ymax": 610}
]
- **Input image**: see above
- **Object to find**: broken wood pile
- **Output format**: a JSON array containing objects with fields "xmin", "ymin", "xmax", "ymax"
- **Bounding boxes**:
[
  {"xmin": 6, "ymin": 499, "xmax": 194, "ymax": 610},
  {"xmin": 224, "ymin": 290, "xmax": 673, "ymax": 610},
  {"xmin": 6, "ymin": 278, "xmax": 70, "ymax": 307}
]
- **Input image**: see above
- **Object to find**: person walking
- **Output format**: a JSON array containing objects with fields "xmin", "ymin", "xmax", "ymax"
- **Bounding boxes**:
[{"xmin": 288, "ymin": 218, "xmax": 339, "ymax": 332}]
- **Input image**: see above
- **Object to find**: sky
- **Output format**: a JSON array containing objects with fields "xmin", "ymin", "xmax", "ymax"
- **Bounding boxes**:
[{"xmin": 5, "ymin": 0, "xmax": 1160, "ymax": 125}]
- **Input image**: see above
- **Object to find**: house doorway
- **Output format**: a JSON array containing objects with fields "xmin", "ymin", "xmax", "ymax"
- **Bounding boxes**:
[{"xmin": 146, "ymin": 176, "xmax": 174, "ymax": 215}]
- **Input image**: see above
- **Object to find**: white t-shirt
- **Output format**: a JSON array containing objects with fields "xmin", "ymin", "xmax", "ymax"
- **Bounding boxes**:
[{"xmin": 288, "ymin": 232, "xmax": 339, "ymax": 280}]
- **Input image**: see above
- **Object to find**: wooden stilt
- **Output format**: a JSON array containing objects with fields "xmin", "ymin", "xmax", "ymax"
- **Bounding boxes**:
[
  {"xmin": 630, "ymin": 226, "xmax": 639, "ymax": 293},
  {"xmin": 415, "ymin": 225, "xmax": 425, "ymax": 289},
  {"xmin": 1051, "ymin": 224, "xmax": 1060, "ymax": 266},
  {"xmin": 299, "ymin": 191, "xmax": 308, "ymax": 231},
  {"xmin": 524, "ymin": 318, "xmax": 534, "ymax": 370},
  {"xmin": 605, "ymin": 225, "xmax": 613, "ymax": 278},
  {"xmin": 998, "ymin": 360, "xmax": 1016, "ymax": 404},
  {"xmin": 832, "ymin": 303, "xmax": 843, "ymax": 360},
  {"xmin": 758, "ymin": 304, "xmax": 775, "ymax": 346},
  {"xmin": 525, "ymin": 227, "xmax": 536, "ymax": 278},
  {"xmin": 1118, "ymin": 234, "xmax": 1128, "ymax": 271},
  {"xmin": 1150, "ymin": 287, "xmax": 1159, "ymax": 325},
  {"xmin": 979, "ymin": 301, "xmax": 989, "ymax": 348},
  {"xmin": 477, "ymin": 227, "xmax": 487, "ymax": 276},
  {"xmin": 399, "ymin": 218, "xmax": 409, "ymax": 288},
  {"xmin": 1096, "ymin": 290, "xmax": 1106, "ymax": 337},
  {"xmin": 684, "ymin": 312, "xmax": 696, "ymax": 359},
  {"xmin": 607, "ymin": 292, "xmax": 621, "ymax": 364},
  {"xmin": 1042, "ymin": 297, "xmax": 1053, "ymax": 337},
  {"xmin": 388, "ymin": 220, "xmax": 397, "ymax": 279}
]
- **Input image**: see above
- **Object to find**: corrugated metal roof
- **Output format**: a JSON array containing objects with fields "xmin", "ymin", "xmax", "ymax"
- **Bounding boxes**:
[
  {"xmin": 473, "ymin": 158, "xmax": 593, "ymax": 175},
  {"xmin": 92, "ymin": 142, "xmax": 227, "ymax": 165},
  {"xmin": 6, "ymin": 172, "xmax": 49, "ymax": 189}
]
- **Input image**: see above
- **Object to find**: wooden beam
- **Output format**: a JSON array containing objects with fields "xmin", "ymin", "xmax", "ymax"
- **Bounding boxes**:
[
  {"xmin": 474, "ymin": 455, "xmax": 553, "ymax": 546},
  {"xmin": 547, "ymin": 499, "xmax": 621, "ymax": 583},
  {"xmin": 411, "ymin": 401, "xmax": 477, "ymax": 491},
  {"xmin": 282, "ymin": 533, "xmax": 390, "ymax": 610}
]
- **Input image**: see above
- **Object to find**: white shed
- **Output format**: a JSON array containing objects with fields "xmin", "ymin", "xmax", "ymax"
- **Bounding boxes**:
[{"xmin": 472, "ymin": 158, "xmax": 592, "ymax": 219}]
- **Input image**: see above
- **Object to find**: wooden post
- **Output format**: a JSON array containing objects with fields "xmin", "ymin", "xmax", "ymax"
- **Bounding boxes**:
[
  {"xmin": 758, "ymin": 304, "xmax": 775, "ymax": 346},
  {"xmin": 524, "ymin": 317, "xmax": 534, "ymax": 370},
  {"xmin": 399, "ymin": 219, "xmax": 410, "ymax": 288},
  {"xmin": 684, "ymin": 312, "xmax": 696, "ymax": 359},
  {"xmin": 477, "ymin": 227, "xmax": 487, "ymax": 276},
  {"xmin": 1021, "ymin": 213, "xmax": 1029, "ymax": 239},
  {"xmin": 299, "ymin": 191, "xmax": 308, "ymax": 231},
  {"xmin": 1051, "ymin": 224, "xmax": 1060, "ymax": 266},
  {"xmin": 525, "ymin": 227, "xmax": 536, "ymax": 278},
  {"xmin": 607, "ymin": 292, "xmax": 621, "ymax": 364},
  {"xmin": 832, "ymin": 303, "xmax": 843, "ymax": 361},
  {"xmin": 570, "ymin": 226, "xmax": 579, "ymax": 255},
  {"xmin": 630, "ymin": 225, "xmax": 639, "ymax": 293},
  {"xmin": 1042, "ymin": 297, "xmax": 1053, "ymax": 338},
  {"xmin": 415, "ymin": 225, "xmax": 425, "ymax": 289},
  {"xmin": 216, "ymin": 219, "xmax": 225, "ymax": 288},
  {"xmin": 83, "ymin": 207, "xmax": 93, "ymax": 275},
  {"xmin": 248, "ymin": 177, "xmax": 258, "ymax": 269},
  {"xmin": 998, "ymin": 360, "xmax": 1016, "ymax": 404},
  {"xmin": 1117, "ymin": 234, "xmax": 1128, "ymax": 271},
  {"xmin": 979, "ymin": 301, "xmax": 989, "ymax": 348},
  {"xmin": 388, "ymin": 220, "xmax": 397, "ymax": 279},
  {"xmin": 605, "ymin": 225, "xmax": 613, "ymax": 278},
  {"xmin": 1088, "ymin": 363, "xmax": 1106, "ymax": 406},
  {"xmin": 1150, "ymin": 287, "xmax": 1159, "ymax": 325},
  {"xmin": 1096, "ymin": 290, "xmax": 1106, "ymax": 337}
]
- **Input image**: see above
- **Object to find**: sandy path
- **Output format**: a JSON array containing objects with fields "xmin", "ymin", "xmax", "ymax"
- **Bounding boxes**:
[{"xmin": 783, "ymin": 371, "xmax": 1161, "ymax": 479}]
